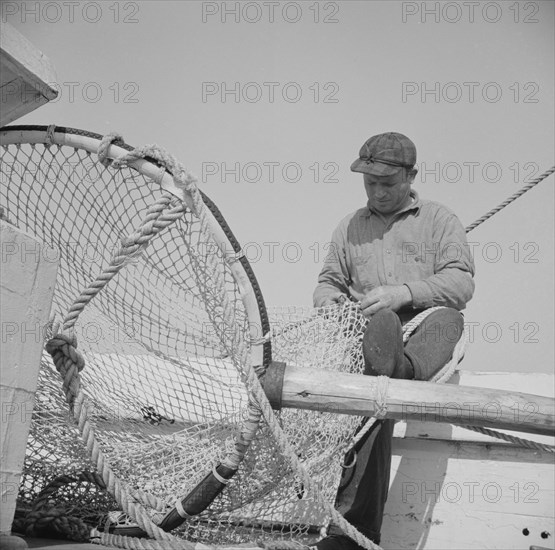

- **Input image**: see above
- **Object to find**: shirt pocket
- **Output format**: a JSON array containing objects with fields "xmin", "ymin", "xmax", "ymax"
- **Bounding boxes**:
[{"xmin": 353, "ymin": 254, "xmax": 379, "ymax": 292}]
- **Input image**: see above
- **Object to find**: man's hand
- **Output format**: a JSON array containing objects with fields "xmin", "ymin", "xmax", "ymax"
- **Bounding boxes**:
[
  {"xmin": 318, "ymin": 294, "xmax": 347, "ymax": 307},
  {"xmin": 360, "ymin": 285, "xmax": 412, "ymax": 318}
]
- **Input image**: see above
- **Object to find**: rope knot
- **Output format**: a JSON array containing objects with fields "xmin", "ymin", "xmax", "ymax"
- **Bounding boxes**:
[
  {"xmin": 45, "ymin": 332, "xmax": 85, "ymax": 372},
  {"xmin": 98, "ymin": 132, "xmax": 125, "ymax": 167},
  {"xmin": 45, "ymin": 125, "xmax": 56, "ymax": 146},
  {"xmin": 175, "ymin": 168, "xmax": 198, "ymax": 192},
  {"xmin": 374, "ymin": 375, "xmax": 390, "ymax": 418}
]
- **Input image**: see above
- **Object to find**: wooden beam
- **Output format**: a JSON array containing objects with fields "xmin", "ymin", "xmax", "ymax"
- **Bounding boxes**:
[{"xmin": 263, "ymin": 364, "xmax": 555, "ymax": 437}]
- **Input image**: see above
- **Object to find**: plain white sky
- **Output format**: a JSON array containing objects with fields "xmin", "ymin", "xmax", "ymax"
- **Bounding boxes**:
[{"xmin": 5, "ymin": 0, "xmax": 554, "ymax": 373}]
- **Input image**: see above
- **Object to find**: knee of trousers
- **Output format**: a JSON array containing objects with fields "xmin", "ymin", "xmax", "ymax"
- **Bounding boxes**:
[{"xmin": 411, "ymin": 307, "xmax": 464, "ymax": 344}]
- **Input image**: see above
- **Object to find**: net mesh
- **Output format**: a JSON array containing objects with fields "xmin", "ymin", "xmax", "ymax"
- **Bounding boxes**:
[{"xmin": 1, "ymin": 132, "xmax": 368, "ymax": 547}]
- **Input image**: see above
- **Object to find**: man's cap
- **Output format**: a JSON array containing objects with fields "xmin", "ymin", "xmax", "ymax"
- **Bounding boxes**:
[{"xmin": 350, "ymin": 132, "xmax": 417, "ymax": 176}]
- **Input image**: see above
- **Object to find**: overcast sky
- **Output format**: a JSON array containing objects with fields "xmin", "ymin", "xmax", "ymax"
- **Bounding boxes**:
[{"xmin": 5, "ymin": 0, "xmax": 554, "ymax": 374}]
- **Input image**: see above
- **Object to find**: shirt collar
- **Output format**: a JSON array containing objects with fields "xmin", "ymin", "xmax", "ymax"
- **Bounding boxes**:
[{"xmin": 364, "ymin": 190, "xmax": 422, "ymax": 218}]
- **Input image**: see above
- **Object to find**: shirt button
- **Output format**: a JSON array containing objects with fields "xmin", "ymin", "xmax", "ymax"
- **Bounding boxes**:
[{"xmin": 386, "ymin": 249, "xmax": 391, "ymax": 254}]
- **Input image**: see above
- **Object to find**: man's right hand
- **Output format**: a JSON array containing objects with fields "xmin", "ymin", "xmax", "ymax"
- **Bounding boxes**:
[{"xmin": 360, "ymin": 284, "xmax": 412, "ymax": 318}]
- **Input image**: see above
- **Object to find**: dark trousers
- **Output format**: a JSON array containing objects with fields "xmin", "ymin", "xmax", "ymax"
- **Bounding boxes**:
[{"xmin": 328, "ymin": 307, "xmax": 464, "ymax": 544}]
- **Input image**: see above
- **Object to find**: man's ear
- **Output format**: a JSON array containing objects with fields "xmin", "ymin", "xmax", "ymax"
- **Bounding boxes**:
[{"xmin": 407, "ymin": 168, "xmax": 418, "ymax": 183}]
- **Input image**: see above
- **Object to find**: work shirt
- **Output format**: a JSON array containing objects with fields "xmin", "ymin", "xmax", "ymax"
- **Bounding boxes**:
[{"xmin": 313, "ymin": 191, "xmax": 475, "ymax": 316}]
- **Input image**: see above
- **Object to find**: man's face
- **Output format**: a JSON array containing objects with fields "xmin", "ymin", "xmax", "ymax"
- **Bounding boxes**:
[{"xmin": 363, "ymin": 169, "xmax": 415, "ymax": 215}]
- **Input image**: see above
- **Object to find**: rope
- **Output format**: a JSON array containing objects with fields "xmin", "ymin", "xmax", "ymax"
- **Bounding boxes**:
[
  {"xmin": 45, "ymin": 333, "xmax": 179, "ymax": 544},
  {"xmin": 464, "ymin": 165, "xmax": 555, "ymax": 233},
  {"xmin": 461, "ymin": 425, "xmax": 554, "ymax": 453},
  {"xmin": 373, "ymin": 376, "xmax": 390, "ymax": 419},
  {"xmin": 12, "ymin": 472, "xmax": 106, "ymax": 541},
  {"xmin": 401, "ymin": 307, "xmax": 445, "ymax": 342},
  {"xmin": 97, "ymin": 131, "xmax": 126, "ymax": 165},
  {"xmin": 401, "ymin": 329, "xmax": 554, "ymax": 452},
  {"xmin": 429, "ymin": 330, "xmax": 466, "ymax": 384},
  {"xmin": 456, "ymin": 167, "xmax": 555, "ymax": 447},
  {"xmin": 33, "ymin": 472, "xmax": 106, "ymax": 508},
  {"xmin": 63, "ymin": 195, "xmax": 186, "ymax": 330},
  {"xmin": 22, "ymin": 508, "xmax": 91, "ymax": 542},
  {"xmin": 343, "ymin": 374, "xmax": 392, "ymax": 456}
]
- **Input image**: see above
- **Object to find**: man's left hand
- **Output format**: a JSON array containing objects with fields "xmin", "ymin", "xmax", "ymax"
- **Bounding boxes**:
[{"xmin": 360, "ymin": 285, "xmax": 412, "ymax": 318}]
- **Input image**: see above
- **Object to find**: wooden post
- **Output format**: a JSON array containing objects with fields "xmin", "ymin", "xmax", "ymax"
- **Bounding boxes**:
[
  {"xmin": 0, "ymin": 221, "xmax": 58, "ymax": 539},
  {"xmin": 262, "ymin": 363, "xmax": 555, "ymax": 437}
]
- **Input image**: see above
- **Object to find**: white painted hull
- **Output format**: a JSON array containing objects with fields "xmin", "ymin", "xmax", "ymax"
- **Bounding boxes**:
[{"xmin": 382, "ymin": 372, "xmax": 554, "ymax": 549}]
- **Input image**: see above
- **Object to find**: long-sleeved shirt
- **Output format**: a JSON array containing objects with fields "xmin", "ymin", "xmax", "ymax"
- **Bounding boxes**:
[{"xmin": 313, "ymin": 191, "xmax": 475, "ymax": 315}]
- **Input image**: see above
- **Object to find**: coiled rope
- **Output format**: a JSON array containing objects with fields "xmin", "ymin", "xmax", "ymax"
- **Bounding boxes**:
[{"xmin": 13, "ymin": 472, "xmax": 106, "ymax": 542}]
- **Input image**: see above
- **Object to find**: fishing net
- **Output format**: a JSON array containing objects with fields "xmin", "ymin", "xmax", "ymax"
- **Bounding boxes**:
[{"xmin": 1, "ymin": 126, "xmax": 370, "ymax": 548}]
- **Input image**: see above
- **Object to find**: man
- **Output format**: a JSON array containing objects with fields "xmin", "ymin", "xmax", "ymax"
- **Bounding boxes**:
[{"xmin": 313, "ymin": 132, "xmax": 475, "ymax": 548}]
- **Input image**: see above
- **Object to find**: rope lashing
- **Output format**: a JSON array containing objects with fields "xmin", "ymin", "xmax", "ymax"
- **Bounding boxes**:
[
  {"xmin": 97, "ymin": 131, "xmax": 126, "ymax": 166},
  {"xmin": 98, "ymin": 133, "xmax": 198, "ymax": 196},
  {"xmin": 45, "ymin": 124, "xmax": 56, "ymax": 146},
  {"xmin": 373, "ymin": 376, "xmax": 390, "ymax": 419}
]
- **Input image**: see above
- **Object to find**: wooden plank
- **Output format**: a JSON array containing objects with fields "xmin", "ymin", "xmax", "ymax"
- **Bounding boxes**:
[
  {"xmin": 272, "ymin": 365, "xmax": 555, "ymax": 436},
  {"xmin": 0, "ymin": 22, "xmax": 58, "ymax": 126},
  {"xmin": 0, "ymin": 221, "xmax": 59, "ymax": 535}
]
